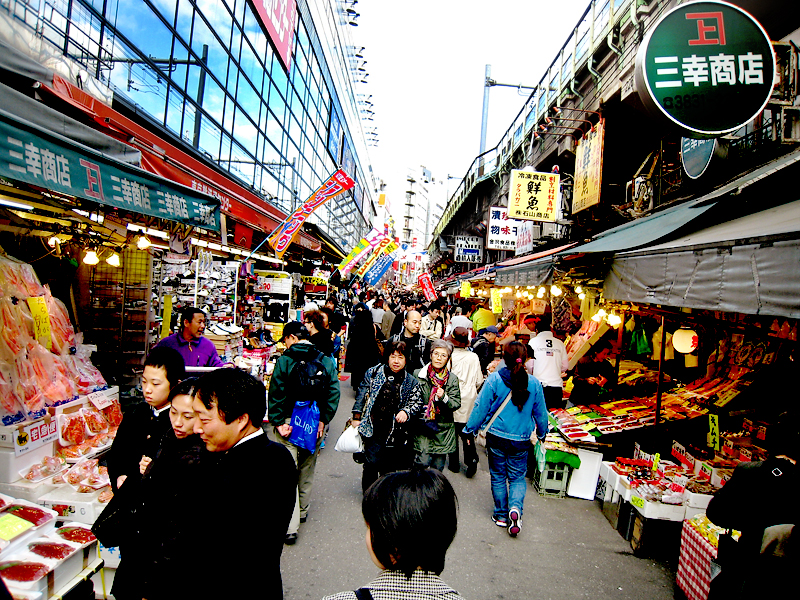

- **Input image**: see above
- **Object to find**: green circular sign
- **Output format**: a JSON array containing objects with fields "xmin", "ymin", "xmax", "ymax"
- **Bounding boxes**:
[
  {"xmin": 681, "ymin": 137, "xmax": 717, "ymax": 179},
  {"xmin": 634, "ymin": 1, "xmax": 775, "ymax": 136}
]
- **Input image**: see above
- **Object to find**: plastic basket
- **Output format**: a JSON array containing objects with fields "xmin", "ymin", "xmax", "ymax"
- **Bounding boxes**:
[{"xmin": 532, "ymin": 461, "xmax": 572, "ymax": 498}]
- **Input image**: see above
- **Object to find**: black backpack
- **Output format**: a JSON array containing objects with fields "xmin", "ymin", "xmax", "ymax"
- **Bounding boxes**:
[{"xmin": 290, "ymin": 351, "xmax": 328, "ymax": 396}]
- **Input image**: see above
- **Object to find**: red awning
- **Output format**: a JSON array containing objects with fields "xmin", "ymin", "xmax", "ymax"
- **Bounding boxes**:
[
  {"xmin": 496, "ymin": 242, "xmax": 577, "ymax": 267},
  {"xmin": 41, "ymin": 75, "xmax": 321, "ymax": 252}
]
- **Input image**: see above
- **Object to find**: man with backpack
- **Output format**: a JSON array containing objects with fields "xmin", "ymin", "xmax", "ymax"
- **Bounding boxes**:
[{"xmin": 268, "ymin": 320, "xmax": 340, "ymax": 545}]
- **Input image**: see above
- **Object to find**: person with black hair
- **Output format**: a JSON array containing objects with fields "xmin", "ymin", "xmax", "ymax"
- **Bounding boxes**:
[
  {"xmin": 706, "ymin": 411, "xmax": 799, "ymax": 599},
  {"xmin": 528, "ymin": 314, "xmax": 569, "ymax": 410},
  {"xmin": 390, "ymin": 310, "xmax": 432, "ymax": 372},
  {"xmin": 345, "ymin": 309, "xmax": 384, "ymax": 391},
  {"xmin": 305, "ymin": 309, "xmax": 335, "ymax": 357},
  {"xmin": 154, "ymin": 306, "xmax": 224, "ymax": 367},
  {"xmin": 568, "ymin": 341, "xmax": 615, "ymax": 406},
  {"xmin": 105, "ymin": 347, "xmax": 185, "ymax": 600},
  {"xmin": 464, "ymin": 341, "xmax": 548, "ymax": 537},
  {"xmin": 191, "ymin": 368, "xmax": 295, "ymax": 599},
  {"xmin": 352, "ymin": 340, "xmax": 424, "ymax": 492},
  {"xmin": 322, "ymin": 468, "xmax": 464, "ymax": 600},
  {"xmin": 134, "ymin": 378, "xmax": 206, "ymax": 600}
]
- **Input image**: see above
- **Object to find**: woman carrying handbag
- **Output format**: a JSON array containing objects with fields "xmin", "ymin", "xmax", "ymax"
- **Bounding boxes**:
[{"xmin": 464, "ymin": 342, "xmax": 548, "ymax": 537}]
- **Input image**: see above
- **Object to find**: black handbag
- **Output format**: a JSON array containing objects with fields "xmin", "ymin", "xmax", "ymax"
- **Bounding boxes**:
[
  {"xmin": 415, "ymin": 418, "xmax": 441, "ymax": 438},
  {"xmin": 91, "ymin": 476, "xmax": 141, "ymax": 548},
  {"xmin": 385, "ymin": 421, "xmax": 411, "ymax": 449}
]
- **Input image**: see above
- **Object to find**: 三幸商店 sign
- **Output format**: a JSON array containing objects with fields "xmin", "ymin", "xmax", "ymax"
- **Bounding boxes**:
[{"xmin": 634, "ymin": 1, "xmax": 775, "ymax": 136}]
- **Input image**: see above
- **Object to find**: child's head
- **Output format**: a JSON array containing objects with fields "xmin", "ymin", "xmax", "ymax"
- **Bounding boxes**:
[
  {"xmin": 362, "ymin": 468, "xmax": 458, "ymax": 578},
  {"xmin": 142, "ymin": 347, "xmax": 185, "ymax": 410}
]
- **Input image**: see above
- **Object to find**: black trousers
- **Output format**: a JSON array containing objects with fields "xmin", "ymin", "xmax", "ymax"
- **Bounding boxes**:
[
  {"xmin": 361, "ymin": 434, "xmax": 414, "ymax": 492},
  {"xmin": 449, "ymin": 423, "xmax": 478, "ymax": 469},
  {"xmin": 542, "ymin": 385, "xmax": 565, "ymax": 410}
]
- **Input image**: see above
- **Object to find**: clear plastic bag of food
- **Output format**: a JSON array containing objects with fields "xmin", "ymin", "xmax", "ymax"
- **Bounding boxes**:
[
  {"xmin": 57, "ymin": 413, "xmax": 87, "ymax": 446},
  {"xmin": 80, "ymin": 407, "xmax": 108, "ymax": 435},
  {"xmin": 0, "ymin": 361, "xmax": 25, "ymax": 425}
]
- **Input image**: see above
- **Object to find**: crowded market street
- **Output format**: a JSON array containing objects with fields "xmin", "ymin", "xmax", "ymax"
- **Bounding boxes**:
[{"xmin": 280, "ymin": 378, "xmax": 676, "ymax": 600}]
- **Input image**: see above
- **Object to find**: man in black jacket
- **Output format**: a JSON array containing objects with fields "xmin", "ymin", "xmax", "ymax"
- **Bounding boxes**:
[
  {"xmin": 192, "ymin": 369, "xmax": 295, "ymax": 600},
  {"xmin": 390, "ymin": 310, "xmax": 431, "ymax": 372},
  {"xmin": 470, "ymin": 326, "xmax": 498, "ymax": 375},
  {"xmin": 268, "ymin": 321, "xmax": 340, "ymax": 545}
]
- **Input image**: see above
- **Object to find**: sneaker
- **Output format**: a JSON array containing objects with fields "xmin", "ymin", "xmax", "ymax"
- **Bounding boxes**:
[
  {"xmin": 508, "ymin": 507, "xmax": 521, "ymax": 537},
  {"xmin": 284, "ymin": 533, "xmax": 298, "ymax": 545},
  {"xmin": 491, "ymin": 515, "xmax": 508, "ymax": 527}
]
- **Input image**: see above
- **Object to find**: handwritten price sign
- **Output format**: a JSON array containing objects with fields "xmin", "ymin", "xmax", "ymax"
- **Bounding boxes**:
[{"xmin": 27, "ymin": 297, "xmax": 52, "ymax": 350}]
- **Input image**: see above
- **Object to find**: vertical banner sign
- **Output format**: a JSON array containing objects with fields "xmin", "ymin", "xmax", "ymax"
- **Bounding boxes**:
[
  {"xmin": 460, "ymin": 281, "xmax": 472, "ymax": 298},
  {"xmin": 161, "ymin": 294, "xmax": 173, "ymax": 339},
  {"xmin": 508, "ymin": 170, "xmax": 559, "ymax": 222},
  {"xmin": 490, "ymin": 288, "xmax": 502, "ymax": 314},
  {"xmin": 248, "ymin": 0, "xmax": 298, "ymax": 73},
  {"xmin": 363, "ymin": 252, "xmax": 396, "ymax": 286},
  {"xmin": 338, "ymin": 238, "xmax": 368, "ymax": 274},
  {"xmin": 709, "ymin": 414, "xmax": 720, "ymax": 451},
  {"xmin": 269, "ymin": 169, "xmax": 355, "ymax": 259},
  {"xmin": 419, "ymin": 273, "xmax": 437, "ymax": 302},
  {"xmin": 26, "ymin": 298, "xmax": 52, "ymax": 350},
  {"xmin": 486, "ymin": 207, "xmax": 520, "ymax": 251},
  {"xmin": 634, "ymin": 1, "xmax": 775, "ymax": 136},
  {"xmin": 572, "ymin": 121, "xmax": 605, "ymax": 213},
  {"xmin": 515, "ymin": 221, "xmax": 536, "ymax": 256},
  {"xmin": 356, "ymin": 238, "xmax": 398, "ymax": 277}
]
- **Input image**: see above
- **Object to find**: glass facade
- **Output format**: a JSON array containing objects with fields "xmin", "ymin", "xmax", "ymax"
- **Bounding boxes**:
[{"xmin": 2, "ymin": 0, "xmax": 373, "ymax": 251}]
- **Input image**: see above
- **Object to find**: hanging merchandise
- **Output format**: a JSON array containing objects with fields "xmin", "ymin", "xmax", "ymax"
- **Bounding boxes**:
[{"xmin": 629, "ymin": 321, "xmax": 653, "ymax": 357}]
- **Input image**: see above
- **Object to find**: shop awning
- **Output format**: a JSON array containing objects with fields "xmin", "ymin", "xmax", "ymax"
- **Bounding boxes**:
[
  {"xmin": 0, "ymin": 109, "xmax": 220, "ymax": 230},
  {"xmin": 493, "ymin": 244, "xmax": 575, "ymax": 287},
  {"xmin": 604, "ymin": 200, "xmax": 800, "ymax": 318},
  {"xmin": 496, "ymin": 243, "xmax": 578, "ymax": 267}
]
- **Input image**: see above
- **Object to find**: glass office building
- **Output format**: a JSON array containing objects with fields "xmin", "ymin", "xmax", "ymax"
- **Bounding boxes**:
[{"xmin": 2, "ymin": 0, "xmax": 374, "ymax": 251}]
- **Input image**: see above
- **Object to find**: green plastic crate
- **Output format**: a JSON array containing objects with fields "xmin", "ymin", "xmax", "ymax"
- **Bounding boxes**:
[{"xmin": 532, "ymin": 462, "xmax": 572, "ymax": 498}]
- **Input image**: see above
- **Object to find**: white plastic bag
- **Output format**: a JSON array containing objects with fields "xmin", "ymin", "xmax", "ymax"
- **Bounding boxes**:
[{"xmin": 334, "ymin": 425, "xmax": 364, "ymax": 453}]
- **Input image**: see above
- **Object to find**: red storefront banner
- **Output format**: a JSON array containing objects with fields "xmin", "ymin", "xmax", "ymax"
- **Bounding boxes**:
[
  {"xmin": 40, "ymin": 75, "xmax": 321, "ymax": 252},
  {"xmin": 268, "ymin": 169, "xmax": 355, "ymax": 259},
  {"xmin": 419, "ymin": 272, "xmax": 437, "ymax": 301},
  {"xmin": 248, "ymin": 0, "xmax": 297, "ymax": 73}
]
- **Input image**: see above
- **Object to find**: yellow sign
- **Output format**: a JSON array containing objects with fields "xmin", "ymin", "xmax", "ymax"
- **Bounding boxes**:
[
  {"xmin": 572, "ymin": 121, "xmax": 605, "ymax": 213},
  {"xmin": 709, "ymin": 414, "xmax": 720, "ymax": 451},
  {"xmin": 0, "ymin": 513, "xmax": 33, "ymax": 541},
  {"xmin": 631, "ymin": 495, "xmax": 645, "ymax": 509},
  {"xmin": 652, "ymin": 452, "xmax": 661, "ymax": 475},
  {"xmin": 301, "ymin": 276, "xmax": 328, "ymax": 286},
  {"xmin": 26, "ymin": 297, "xmax": 52, "ymax": 350},
  {"xmin": 460, "ymin": 281, "xmax": 471, "ymax": 298},
  {"xmin": 490, "ymin": 288, "xmax": 502, "ymax": 314},
  {"xmin": 508, "ymin": 170, "xmax": 559, "ymax": 222},
  {"xmin": 161, "ymin": 294, "xmax": 173, "ymax": 339},
  {"xmin": 378, "ymin": 193, "xmax": 386, "ymax": 206}
]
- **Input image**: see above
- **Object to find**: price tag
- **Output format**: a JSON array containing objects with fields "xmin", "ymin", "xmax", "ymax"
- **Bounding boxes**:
[
  {"xmin": 460, "ymin": 281, "xmax": 471, "ymax": 297},
  {"xmin": 631, "ymin": 496, "xmax": 645, "ymax": 509},
  {"xmin": 652, "ymin": 452, "xmax": 661, "ymax": 475},
  {"xmin": 580, "ymin": 422, "xmax": 597, "ymax": 432},
  {"xmin": 574, "ymin": 414, "xmax": 590, "ymax": 423},
  {"xmin": 709, "ymin": 414, "xmax": 720, "ymax": 451},
  {"xmin": 88, "ymin": 390, "xmax": 113, "ymax": 410},
  {"xmin": 27, "ymin": 297, "xmax": 52, "ymax": 350},
  {"xmin": 0, "ymin": 513, "xmax": 33, "ymax": 541},
  {"xmin": 566, "ymin": 407, "xmax": 582, "ymax": 415}
]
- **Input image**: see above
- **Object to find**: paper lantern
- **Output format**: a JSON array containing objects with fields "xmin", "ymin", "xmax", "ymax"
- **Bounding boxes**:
[{"xmin": 673, "ymin": 327, "xmax": 699, "ymax": 353}]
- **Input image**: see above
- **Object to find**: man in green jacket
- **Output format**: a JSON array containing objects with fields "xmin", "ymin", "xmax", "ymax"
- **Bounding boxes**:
[{"xmin": 268, "ymin": 320, "xmax": 340, "ymax": 545}]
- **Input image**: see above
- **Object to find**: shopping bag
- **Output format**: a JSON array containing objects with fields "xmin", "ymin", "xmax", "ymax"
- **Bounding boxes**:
[
  {"xmin": 334, "ymin": 425, "xmax": 364, "ymax": 453},
  {"xmin": 287, "ymin": 400, "xmax": 320, "ymax": 452},
  {"xmin": 91, "ymin": 476, "xmax": 141, "ymax": 548}
]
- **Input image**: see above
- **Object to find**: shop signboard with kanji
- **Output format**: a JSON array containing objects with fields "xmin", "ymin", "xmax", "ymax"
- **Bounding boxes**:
[
  {"xmin": 508, "ymin": 170, "xmax": 559, "ymax": 222},
  {"xmin": 634, "ymin": 1, "xmax": 775, "ymax": 136},
  {"xmin": 486, "ymin": 206, "xmax": 521, "ymax": 251},
  {"xmin": 454, "ymin": 236, "xmax": 483, "ymax": 263},
  {"xmin": 572, "ymin": 121, "xmax": 605, "ymax": 213}
]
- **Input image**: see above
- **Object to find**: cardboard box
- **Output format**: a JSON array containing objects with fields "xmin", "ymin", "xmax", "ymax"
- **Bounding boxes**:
[
  {"xmin": 0, "ymin": 443, "xmax": 56, "ymax": 484},
  {"xmin": 567, "ymin": 323, "xmax": 611, "ymax": 370},
  {"xmin": 38, "ymin": 488, "xmax": 105, "ymax": 525},
  {"xmin": 684, "ymin": 506, "xmax": 706, "ymax": 520},
  {"xmin": 685, "ymin": 490, "xmax": 714, "ymax": 509},
  {"xmin": 630, "ymin": 512, "xmax": 683, "ymax": 564},
  {"xmin": 0, "ymin": 479, "xmax": 57, "ymax": 503}
]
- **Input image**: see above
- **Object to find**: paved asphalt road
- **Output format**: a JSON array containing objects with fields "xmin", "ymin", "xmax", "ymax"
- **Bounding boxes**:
[{"xmin": 277, "ymin": 375, "xmax": 678, "ymax": 600}]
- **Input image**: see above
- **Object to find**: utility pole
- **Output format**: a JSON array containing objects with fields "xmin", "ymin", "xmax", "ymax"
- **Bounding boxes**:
[{"xmin": 479, "ymin": 64, "xmax": 538, "ymax": 156}]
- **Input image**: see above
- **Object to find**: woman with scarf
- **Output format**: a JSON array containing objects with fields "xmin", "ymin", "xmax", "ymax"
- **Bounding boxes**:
[
  {"xmin": 464, "ymin": 341, "xmax": 548, "ymax": 537},
  {"xmin": 352, "ymin": 340, "xmax": 424, "ymax": 492},
  {"xmin": 413, "ymin": 339, "xmax": 461, "ymax": 472}
]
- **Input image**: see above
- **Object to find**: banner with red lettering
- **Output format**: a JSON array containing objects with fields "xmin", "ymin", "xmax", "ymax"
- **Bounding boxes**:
[
  {"xmin": 419, "ymin": 272, "xmax": 437, "ymax": 301},
  {"xmin": 268, "ymin": 169, "xmax": 355, "ymax": 259}
]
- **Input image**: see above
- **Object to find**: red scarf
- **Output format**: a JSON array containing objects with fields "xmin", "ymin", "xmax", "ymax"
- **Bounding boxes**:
[{"xmin": 425, "ymin": 364, "xmax": 449, "ymax": 420}]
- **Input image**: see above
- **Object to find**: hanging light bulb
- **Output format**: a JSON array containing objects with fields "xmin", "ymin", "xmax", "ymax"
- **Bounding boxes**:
[
  {"xmin": 578, "ymin": 292, "xmax": 586, "ymax": 300},
  {"xmin": 596, "ymin": 308, "xmax": 607, "ymax": 318},
  {"xmin": 106, "ymin": 252, "xmax": 121, "ymax": 267},
  {"xmin": 83, "ymin": 249, "xmax": 100, "ymax": 265},
  {"xmin": 550, "ymin": 284, "xmax": 562, "ymax": 296},
  {"xmin": 537, "ymin": 288, "xmax": 545, "ymax": 299},
  {"xmin": 591, "ymin": 312, "xmax": 602, "ymax": 322},
  {"xmin": 516, "ymin": 291, "xmax": 522, "ymax": 299},
  {"xmin": 47, "ymin": 236, "xmax": 60, "ymax": 247},
  {"xmin": 575, "ymin": 285, "xmax": 583, "ymax": 294},
  {"xmin": 137, "ymin": 234, "xmax": 151, "ymax": 250},
  {"xmin": 673, "ymin": 326, "xmax": 699, "ymax": 353},
  {"xmin": 607, "ymin": 313, "xmax": 622, "ymax": 327}
]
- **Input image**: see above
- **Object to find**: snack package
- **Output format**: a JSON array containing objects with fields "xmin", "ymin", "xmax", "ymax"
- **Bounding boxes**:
[
  {"xmin": 80, "ymin": 407, "xmax": 108, "ymax": 435},
  {"xmin": 57, "ymin": 413, "xmax": 87, "ymax": 446}
]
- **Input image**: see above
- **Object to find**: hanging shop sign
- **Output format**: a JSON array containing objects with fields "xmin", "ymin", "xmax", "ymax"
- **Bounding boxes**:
[
  {"xmin": 249, "ymin": 0, "xmax": 297, "ymax": 73},
  {"xmin": 515, "ymin": 221, "xmax": 536, "ymax": 256},
  {"xmin": 419, "ymin": 272, "xmax": 437, "ymax": 301},
  {"xmin": 268, "ymin": 169, "xmax": 356, "ymax": 260},
  {"xmin": 460, "ymin": 281, "xmax": 472, "ymax": 297},
  {"xmin": 254, "ymin": 271, "xmax": 292, "ymax": 294},
  {"xmin": 508, "ymin": 170, "xmax": 559, "ymax": 222},
  {"xmin": 486, "ymin": 207, "xmax": 522, "ymax": 251},
  {"xmin": 0, "ymin": 114, "xmax": 220, "ymax": 230},
  {"xmin": 490, "ymin": 288, "xmax": 502, "ymax": 314},
  {"xmin": 572, "ymin": 121, "xmax": 605, "ymax": 213},
  {"xmin": 681, "ymin": 137, "xmax": 718, "ymax": 179},
  {"xmin": 634, "ymin": 1, "xmax": 775, "ymax": 136},
  {"xmin": 454, "ymin": 236, "xmax": 484, "ymax": 263}
]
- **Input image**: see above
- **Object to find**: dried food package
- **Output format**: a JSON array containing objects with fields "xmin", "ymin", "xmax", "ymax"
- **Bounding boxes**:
[
  {"xmin": 0, "ymin": 361, "xmax": 25, "ymax": 425},
  {"xmin": 101, "ymin": 400, "xmax": 123, "ymax": 427},
  {"xmin": 81, "ymin": 407, "xmax": 108, "ymax": 435},
  {"xmin": 27, "ymin": 343, "xmax": 73, "ymax": 407},
  {"xmin": 0, "ymin": 298, "xmax": 33, "ymax": 362},
  {"xmin": 57, "ymin": 413, "xmax": 87, "ymax": 446},
  {"xmin": 44, "ymin": 288, "xmax": 76, "ymax": 355},
  {"xmin": 13, "ymin": 356, "xmax": 45, "ymax": 419}
]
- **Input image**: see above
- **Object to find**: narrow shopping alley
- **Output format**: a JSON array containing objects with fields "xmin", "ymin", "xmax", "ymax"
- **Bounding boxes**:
[{"xmin": 280, "ymin": 378, "xmax": 676, "ymax": 600}]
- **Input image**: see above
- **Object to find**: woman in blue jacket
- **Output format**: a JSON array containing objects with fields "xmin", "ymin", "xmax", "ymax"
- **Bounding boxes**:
[{"xmin": 465, "ymin": 341, "xmax": 548, "ymax": 537}]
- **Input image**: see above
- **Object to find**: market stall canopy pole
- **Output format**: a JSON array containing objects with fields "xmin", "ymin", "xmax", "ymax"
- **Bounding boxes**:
[{"xmin": 655, "ymin": 315, "xmax": 666, "ymax": 430}]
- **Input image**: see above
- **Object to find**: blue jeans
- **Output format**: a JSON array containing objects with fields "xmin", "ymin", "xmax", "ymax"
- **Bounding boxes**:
[{"xmin": 487, "ymin": 434, "xmax": 529, "ymax": 520}]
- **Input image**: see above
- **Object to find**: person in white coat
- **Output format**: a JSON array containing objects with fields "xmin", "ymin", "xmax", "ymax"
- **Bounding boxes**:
[
  {"xmin": 528, "ymin": 315, "xmax": 569, "ymax": 410},
  {"xmin": 447, "ymin": 326, "xmax": 483, "ymax": 477}
]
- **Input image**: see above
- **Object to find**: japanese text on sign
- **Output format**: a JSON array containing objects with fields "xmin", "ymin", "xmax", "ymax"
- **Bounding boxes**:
[
  {"xmin": 26, "ymin": 297, "xmax": 52, "ymax": 350},
  {"xmin": 572, "ymin": 121, "xmax": 604, "ymax": 213},
  {"xmin": 486, "ymin": 206, "xmax": 521, "ymax": 251},
  {"xmin": 508, "ymin": 170, "xmax": 559, "ymax": 222},
  {"xmin": 454, "ymin": 236, "xmax": 483, "ymax": 263}
]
